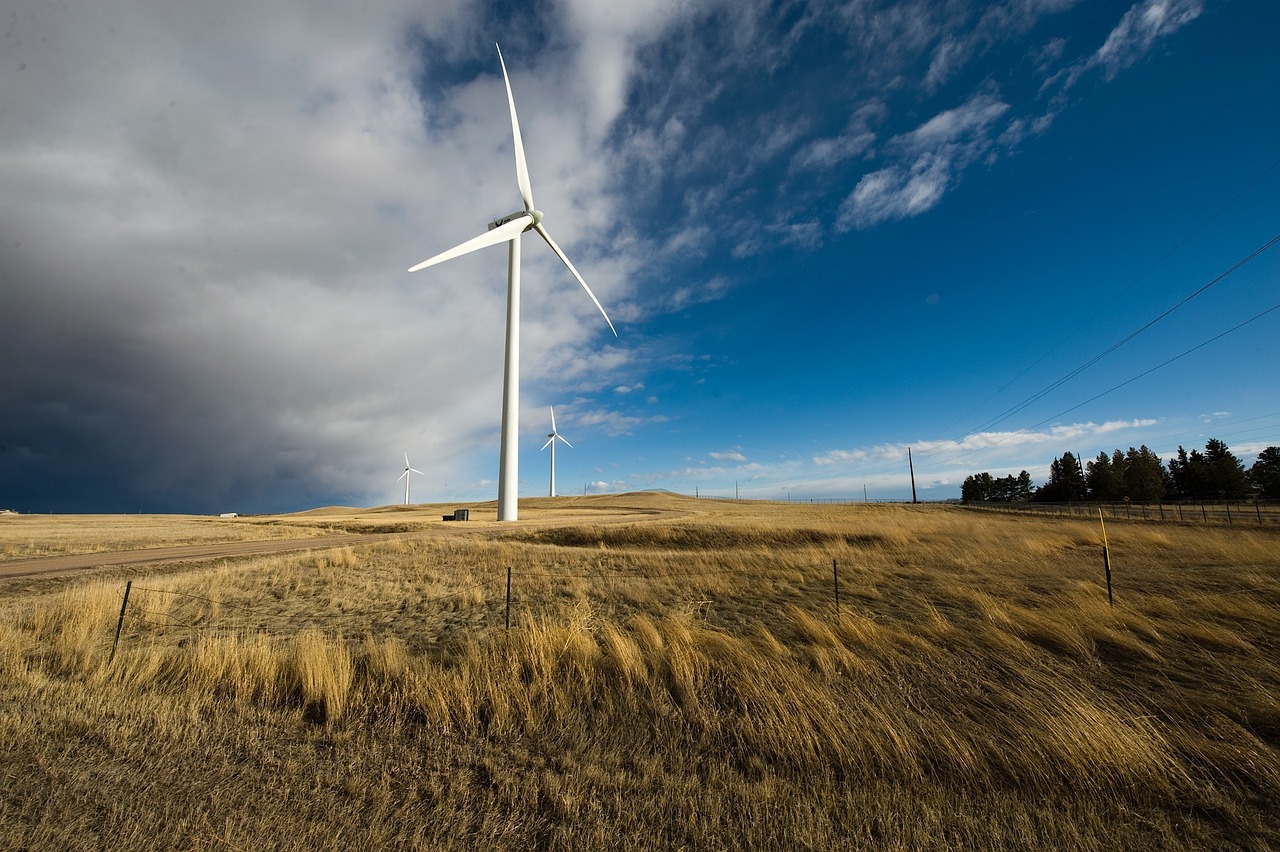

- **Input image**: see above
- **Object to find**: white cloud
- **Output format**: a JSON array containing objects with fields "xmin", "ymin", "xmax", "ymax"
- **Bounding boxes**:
[
  {"xmin": 709, "ymin": 450, "xmax": 748, "ymax": 462},
  {"xmin": 789, "ymin": 132, "xmax": 875, "ymax": 174},
  {"xmin": 1093, "ymin": 0, "xmax": 1204, "ymax": 80},
  {"xmin": 813, "ymin": 419, "xmax": 1161, "ymax": 468},
  {"xmin": 837, "ymin": 92, "xmax": 1010, "ymax": 229}
]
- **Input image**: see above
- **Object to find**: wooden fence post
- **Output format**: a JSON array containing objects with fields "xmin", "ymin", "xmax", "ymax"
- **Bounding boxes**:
[{"xmin": 110, "ymin": 580, "xmax": 132, "ymax": 663}]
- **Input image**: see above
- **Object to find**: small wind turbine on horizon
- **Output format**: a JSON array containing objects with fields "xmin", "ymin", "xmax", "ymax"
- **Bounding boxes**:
[
  {"xmin": 408, "ymin": 44, "xmax": 616, "ymax": 522},
  {"xmin": 398, "ymin": 452, "xmax": 423, "ymax": 506},
  {"xmin": 541, "ymin": 406, "xmax": 572, "ymax": 497}
]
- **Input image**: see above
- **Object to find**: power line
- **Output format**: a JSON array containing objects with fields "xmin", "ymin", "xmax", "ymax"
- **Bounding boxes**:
[
  {"xmin": 1024, "ymin": 301, "xmax": 1280, "ymax": 433},
  {"xmin": 945, "ymin": 154, "xmax": 1280, "ymax": 434},
  {"xmin": 818, "ymin": 285, "xmax": 1280, "ymax": 485},
  {"xmin": 961, "ymin": 231, "xmax": 1280, "ymax": 439},
  {"xmin": 888, "ymin": 301, "xmax": 1280, "ymax": 476}
]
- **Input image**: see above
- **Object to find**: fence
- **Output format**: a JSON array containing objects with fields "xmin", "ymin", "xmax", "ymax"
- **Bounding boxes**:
[
  {"xmin": 959, "ymin": 499, "xmax": 1280, "ymax": 527},
  {"xmin": 107, "ymin": 559, "xmax": 852, "ymax": 660}
]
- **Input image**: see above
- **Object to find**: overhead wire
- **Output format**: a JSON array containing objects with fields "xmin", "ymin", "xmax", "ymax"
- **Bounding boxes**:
[
  {"xmin": 864, "ymin": 301, "xmax": 1280, "ymax": 478},
  {"xmin": 877, "ymin": 228, "xmax": 1280, "ymax": 477},
  {"xmin": 960, "ymin": 230, "xmax": 1280, "ymax": 439},
  {"xmin": 942, "ymin": 154, "xmax": 1280, "ymax": 435}
]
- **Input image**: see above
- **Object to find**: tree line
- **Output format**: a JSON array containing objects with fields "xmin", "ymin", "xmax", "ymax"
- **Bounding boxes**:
[{"xmin": 961, "ymin": 440, "xmax": 1280, "ymax": 503}]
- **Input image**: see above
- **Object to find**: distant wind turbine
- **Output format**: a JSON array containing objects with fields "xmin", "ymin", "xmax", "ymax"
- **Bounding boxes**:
[
  {"xmin": 398, "ymin": 452, "xmax": 423, "ymax": 506},
  {"xmin": 408, "ymin": 44, "xmax": 615, "ymax": 522},
  {"xmin": 540, "ymin": 406, "xmax": 572, "ymax": 497}
]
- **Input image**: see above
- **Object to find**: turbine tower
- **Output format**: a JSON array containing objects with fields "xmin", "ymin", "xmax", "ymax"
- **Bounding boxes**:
[
  {"xmin": 398, "ymin": 452, "xmax": 423, "ymax": 506},
  {"xmin": 408, "ymin": 44, "xmax": 615, "ymax": 522},
  {"xmin": 540, "ymin": 406, "xmax": 572, "ymax": 497}
]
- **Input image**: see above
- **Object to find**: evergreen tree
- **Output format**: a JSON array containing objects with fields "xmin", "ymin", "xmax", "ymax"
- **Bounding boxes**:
[
  {"xmin": 1123, "ymin": 446, "xmax": 1166, "ymax": 502},
  {"xmin": 1086, "ymin": 451, "xmax": 1125, "ymax": 501},
  {"xmin": 1168, "ymin": 446, "xmax": 1212, "ymax": 500},
  {"xmin": 962, "ymin": 471, "xmax": 1031, "ymax": 502},
  {"xmin": 1204, "ymin": 439, "xmax": 1250, "ymax": 499},
  {"xmin": 1036, "ymin": 452, "xmax": 1087, "ymax": 502},
  {"xmin": 1015, "ymin": 470, "xmax": 1033, "ymax": 502},
  {"xmin": 1250, "ymin": 447, "xmax": 1280, "ymax": 498},
  {"xmin": 962, "ymin": 472, "xmax": 995, "ymax": 502}
]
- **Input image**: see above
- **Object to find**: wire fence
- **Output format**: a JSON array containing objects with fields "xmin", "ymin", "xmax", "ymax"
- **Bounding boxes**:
[
  {"xmin": 106, "ymin": 559, "xmax": 850, "ymax": 659},
  {"xmin": 959, "ymin": 499, "xmax": 1280, "ymax": 527}
]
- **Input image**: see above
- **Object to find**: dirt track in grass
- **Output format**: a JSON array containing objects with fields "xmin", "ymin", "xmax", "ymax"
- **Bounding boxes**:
[{"xmin": 0, "ymin": 500, "xmax": 688, "ymax": 581}]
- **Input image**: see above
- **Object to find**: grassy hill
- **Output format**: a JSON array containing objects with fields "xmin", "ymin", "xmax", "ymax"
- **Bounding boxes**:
[{"xmin": 2, "ymin": 495, "xmax": 1277, "ymax": 849}]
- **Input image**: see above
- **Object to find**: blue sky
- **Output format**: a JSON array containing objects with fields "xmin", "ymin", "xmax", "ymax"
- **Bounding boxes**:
[{"xmin": 1, "ymin": 0, "xmax": 1277, "ymax": 513}]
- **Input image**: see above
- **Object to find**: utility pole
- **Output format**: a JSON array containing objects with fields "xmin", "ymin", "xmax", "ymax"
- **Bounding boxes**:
[
  {"xmin": 908, "ymin": 447, "xmax": 918, "ymax": 504},
  {"xmin": 863, "ymin": 483, "xmax": 868, "ymax": 502}
]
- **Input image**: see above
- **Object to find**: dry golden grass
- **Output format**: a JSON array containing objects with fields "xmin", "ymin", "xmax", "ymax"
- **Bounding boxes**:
[
  {"xmin": 0, "ymin": 513, "xmax": 336, "ymax": 560},
  {"xmin": 1, "ymin": 494, "xmax": 1278, "ymax": 849}
]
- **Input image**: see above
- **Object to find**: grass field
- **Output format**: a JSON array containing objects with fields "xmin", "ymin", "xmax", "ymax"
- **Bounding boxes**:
[{"xmin": 2, "ymin": 494, "xmax": 1278, "ymax": 849}]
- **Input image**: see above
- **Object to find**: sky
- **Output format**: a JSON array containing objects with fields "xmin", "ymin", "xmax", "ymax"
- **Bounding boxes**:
[{"xmin": 2, "ymin": 0, "xmax": 1278, "ymax": 513}]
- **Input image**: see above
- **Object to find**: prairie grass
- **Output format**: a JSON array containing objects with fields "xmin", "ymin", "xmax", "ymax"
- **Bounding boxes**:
[
  {"xmin": 1, "ymin": 495, "xmax": 1278, "ymax": 849},
  {"xmin": 0, "ymin": 513, "xmax": 338, "ymax": 560}
]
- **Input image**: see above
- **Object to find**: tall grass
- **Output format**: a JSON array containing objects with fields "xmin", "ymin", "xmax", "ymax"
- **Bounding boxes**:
[{"xmin": 2, "ymin": 498, "xmax": 1278, "ymax": 849}]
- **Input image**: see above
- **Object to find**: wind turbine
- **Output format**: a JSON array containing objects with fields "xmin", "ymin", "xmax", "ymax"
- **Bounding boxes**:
[
  {"xmin": 541, "ymin": 406, "xmax": 572, "ymax": 497},
  {"xmin": 398, "ymin": 452, "xmax": 423, "ymax": 506},
  {"xmin": 408, "ymin": 44, "xmax": 615, "ymax": 522}
]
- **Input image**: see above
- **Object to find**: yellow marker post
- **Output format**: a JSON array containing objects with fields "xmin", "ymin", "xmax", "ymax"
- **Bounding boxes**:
[{"xmin": 1098, "ymin": 508, "xmax": 1113, "ymax": 607}]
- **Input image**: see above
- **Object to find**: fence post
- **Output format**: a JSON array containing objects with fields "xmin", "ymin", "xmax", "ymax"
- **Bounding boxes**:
[
  {"xmin": 832, "ymin": 559, "xmax": 840, "ymax": 619},
  {"xmin": 1258, "ymin": 500, "xmax": 1264, "ymax": 527},
  {"xmin": 1225, "ymin": 502, "xmax": 1233, "ymax": 525},
  {"xmin": 1098, "ymin": 510, "xmax": 1113, "ymax": 608},
  {"xmin": 505, "ymin": 565, "xmax": 512, "ymax": 630},
  {"xmin": 110, "ymin": 580, "xmax": 132, "ymax": 664}
]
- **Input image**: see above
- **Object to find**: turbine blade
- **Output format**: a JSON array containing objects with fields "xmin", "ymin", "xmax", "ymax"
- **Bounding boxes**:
[
  {"xmin": 404, "ymin": 452, "xmax": 410, "ymax": 467},
  {"xmin": 558, "ymin": 435, "xmax": 573, "ymax": 448},
  {"xmin": 408, "ymin": 215, "xmax": 532, "ymax": 272},
  {"xmin": 409, "ymin": 467, "xmax": 423, "ymax": 475},
  {"xmin": 398, "ymin": 470, "xmax": 408, "ymax": 481},
  {"xmin": 549, "ymin": 406, "xmax": 557, "ymax": 432},
  {"xmin": 541, "ymin": 437, "xmax": 554, "ymax": 451},
  {"xmin": 533, "ymin": 223, "xmax": 617, "ymax": 336},
  {"xmin": 496, "ymin": 44, "xmax": 535, "ymax": 213}
]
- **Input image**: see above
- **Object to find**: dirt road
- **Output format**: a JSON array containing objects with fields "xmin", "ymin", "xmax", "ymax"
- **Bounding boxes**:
[{"xmin": 0, "ymin": 532, "xmax": 408, "ymax": 582}]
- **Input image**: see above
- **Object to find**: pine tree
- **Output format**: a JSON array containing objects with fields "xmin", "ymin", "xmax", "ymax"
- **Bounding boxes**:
[
  {"xmin": 962, "ymin": 472, "xmax": 995, "ymax": 502},
  {"xmin": 1250, "ymin": 447, "xmax": 1280, "ymax": 498},
  {"xmin": 1204, "ymin": 439, "xmax": 1250, "ymax": 499},
  {"xmin": 1087, "ymin": 451, "xmax": 1124, "ymax": 501},
  {"xmin": 1169, "ymin": 446, "xmax": 1212, "ymax": 500},
  {"xmin": 1036, "ymin": 452, "xmax": 1087, "ymax": 502},
  {"xmin": 1123, "ymin": 446, "xmax": 1166, "ymax": 502},
  {"xmin": 1015, "ymin": 470, "xmax": 1033, "ymax": 502}
]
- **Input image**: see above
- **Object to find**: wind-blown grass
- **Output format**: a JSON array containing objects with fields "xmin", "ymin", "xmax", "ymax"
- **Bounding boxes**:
[{"xmin": 1, "ymin": 496, "xmax": 1277, "ymax": 849}]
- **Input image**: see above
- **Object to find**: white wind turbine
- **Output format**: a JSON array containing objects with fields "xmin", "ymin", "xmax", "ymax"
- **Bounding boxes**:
[
  {"xmin": 540, "ymin": 406, "xmax": 572, "ymax": 497},
  {"xmin": 408, "ymin": 44, "xmax": 615, "ymax": 522},
  {"xmin": 398, "ymin": 452, "xmax": 423, "ymax": 506}
]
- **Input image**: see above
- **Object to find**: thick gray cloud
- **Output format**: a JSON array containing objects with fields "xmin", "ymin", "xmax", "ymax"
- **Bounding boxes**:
[{"xmin": 0, "ymin": 0, "xmax": 649, "ymax": 512}]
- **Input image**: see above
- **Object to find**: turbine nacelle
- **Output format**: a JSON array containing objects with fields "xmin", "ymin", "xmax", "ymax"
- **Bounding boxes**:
[{"xmin": 488, "ymin": 209, "xmax": 543, "ymax": 231}]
